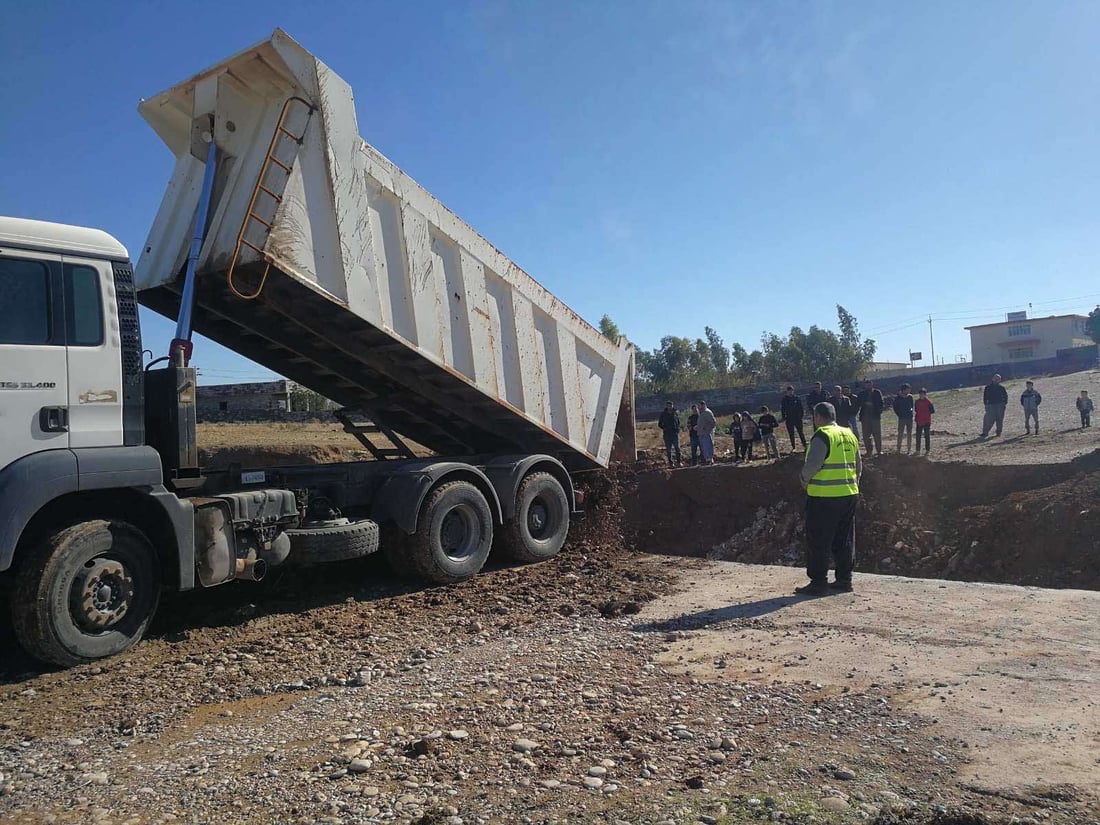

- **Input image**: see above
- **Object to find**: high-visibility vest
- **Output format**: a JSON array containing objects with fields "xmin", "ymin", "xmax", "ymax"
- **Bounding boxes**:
[{"xmin": 805, "ymin": 424, "xmax": 860, "ymax": 497}]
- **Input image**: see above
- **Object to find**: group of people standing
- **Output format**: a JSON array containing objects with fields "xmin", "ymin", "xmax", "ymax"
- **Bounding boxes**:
[
  {"xmin": 658, "ymin": 400, "xmax": 718, "ymax": 467},
  {"xmin": 979, "ymin": 374, "xmax": 1094, "ymax": 437},
  {"xmin": 657, "ymin": 375, "xmax": 1097, "ymax": 469},
  {"xmin": 786, "ymin": 379, "xmax": 935, "ymax": 457}
]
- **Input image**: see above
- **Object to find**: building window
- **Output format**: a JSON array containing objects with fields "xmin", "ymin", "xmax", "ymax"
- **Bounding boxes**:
[
  {"xmin": 1008, "ymin": 347, "xmax": 1034, "ymax": 360},
  {"xmin": 1007, "ymin": 324, "xmax": 1031, "ymax": 337},
  {"xmin": 219, "ymin": 401, "xmax": 228, "ymax": 411}
]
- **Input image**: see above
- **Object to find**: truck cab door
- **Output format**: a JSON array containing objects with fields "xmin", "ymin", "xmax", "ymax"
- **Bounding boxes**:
[
  {"xmin": 0, "ymin": 250, "xmax": 70, "ymax": 471},
  {"xmin": 60, "ymin": 256, "xmax": 122, "ymax": 448}
]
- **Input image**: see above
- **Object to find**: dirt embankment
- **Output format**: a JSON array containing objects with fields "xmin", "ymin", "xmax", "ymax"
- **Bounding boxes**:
[{"xmin": 620, "ymin": 450, "xmax": 1100, "ymax": 591}]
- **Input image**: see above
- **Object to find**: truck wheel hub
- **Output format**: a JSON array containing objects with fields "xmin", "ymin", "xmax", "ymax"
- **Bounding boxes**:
[
  {"xmin": 74, "ymin": 559, "xmax": 132, "ymax": 630},
  {"xmin": 440, "ymin": 506, "xmax": 477, "ymax": 559},
  {"xmin": 527, "ymin": 501, "xmax": 548, "ymax": 537}
]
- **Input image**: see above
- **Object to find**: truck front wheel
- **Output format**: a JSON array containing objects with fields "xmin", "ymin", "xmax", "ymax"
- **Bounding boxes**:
[
  {"xmin": 11, "ymin": 520, "xmax": 161, "ymax": 667},
  {"xmin": 409, "ymin": 481, "xmax": 493, "ymax": 584}
]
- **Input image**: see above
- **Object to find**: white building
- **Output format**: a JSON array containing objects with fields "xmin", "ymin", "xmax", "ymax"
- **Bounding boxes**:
[{"xmin": 965, "ymin": 313, "xmax": 1092, "ymax": 366}]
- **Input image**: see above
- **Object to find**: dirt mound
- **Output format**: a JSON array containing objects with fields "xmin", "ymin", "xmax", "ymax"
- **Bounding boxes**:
[
  {"xmin": 949, "ymin": 474, "xmax": 1100, "ymax": 588},
  {"xmin": 621, "ymin": 450, "xmax": 1100, "ymax": 591}
]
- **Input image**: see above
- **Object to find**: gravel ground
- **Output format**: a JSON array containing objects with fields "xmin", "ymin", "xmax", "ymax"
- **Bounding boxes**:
[{"xmin": 2, "ymin": 542, "xmax": 1095, "ymax": 824}]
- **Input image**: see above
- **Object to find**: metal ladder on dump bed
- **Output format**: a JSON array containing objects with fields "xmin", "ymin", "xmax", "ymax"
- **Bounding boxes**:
[
  {"xmin": 333, "ymin": 408, "xmax": 417, "ymax": 461},
  {"xmin": 226, "ymin": 96, "xmax": 315, "ymax": 301}
]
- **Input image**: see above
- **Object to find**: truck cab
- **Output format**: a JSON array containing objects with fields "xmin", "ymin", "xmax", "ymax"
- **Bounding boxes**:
[{"xmin": 0, "ymin": 218, "xmax": 138, "ymax": 470}]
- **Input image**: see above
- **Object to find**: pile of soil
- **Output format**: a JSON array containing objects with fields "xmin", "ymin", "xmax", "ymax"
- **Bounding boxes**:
[{"xmin": 621, "ymin": 451, "xmax": 1100, "ymax": 591}]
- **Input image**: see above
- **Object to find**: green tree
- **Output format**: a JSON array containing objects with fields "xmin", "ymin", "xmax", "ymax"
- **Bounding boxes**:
[
  {"xmin": 1087, "ymin": 305, "xmax": 1100, "ymax": 345},
  {"xmin": 759, "ymin": 306, "xmax": 876, "ymax": 382},
  {"xmin": 288, "ymin": 385, "xmax": 336, "ymax": 412},
  {"xmin": 599, "ymin": 314, "xmax": 622, "ymax": 342},
  {"xmin": 704, "ymin": 326, "xmax": 730, "ymax": 376}
]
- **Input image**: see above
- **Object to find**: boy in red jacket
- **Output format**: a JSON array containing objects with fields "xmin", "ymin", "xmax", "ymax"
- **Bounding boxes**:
[{"xmin": 914, "ymin": 388, "xmax": 935, "ymax": 455}]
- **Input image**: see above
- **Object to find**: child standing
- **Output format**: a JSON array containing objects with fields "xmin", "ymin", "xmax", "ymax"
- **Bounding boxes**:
[
  {"xmin": 914, "ymin": 388, "xmax": 935, "ymax": 455},
  {"xmin": 727, "ymin": 416, "xmax": 744, "ymax": 462},
  {"xmin": 1078, "ymin": 390, "xmax": 1094, "ymax": 428},
  {"xmin": 757, "ymin": 405, "xmax": 780, "ymax": 459},
  {"xmin": 739, "ymin": 411, "xmax": 758, "ymax": 461}
]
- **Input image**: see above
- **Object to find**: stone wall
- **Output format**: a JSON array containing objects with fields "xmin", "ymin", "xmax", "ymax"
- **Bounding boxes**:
[{"xmin": 196, "ymin": 409, "xmax": 334, "ymax": 424}]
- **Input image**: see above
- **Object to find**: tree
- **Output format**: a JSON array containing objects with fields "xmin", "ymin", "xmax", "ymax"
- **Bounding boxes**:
[
  {"xmin": 1087, "ymin": 305, "xmax": 1100, "ymax": 345},
  {"xmin": 288, "ymin": 384, "xmax": 336, "ymax": 412},
  {"xmin": 758, "ymin": 306, "xmax": 876, "ymax": 383},
  {"xmin": 730, "ymin": 342, "xmax": 764, "ymax": 379},
  {"xmin": 599, "ymin": 314, "xmax": 622, "ymax": 342},
  {"xmin": 704, "ymin": 326, "xmax": 730, "ymax": 376}
]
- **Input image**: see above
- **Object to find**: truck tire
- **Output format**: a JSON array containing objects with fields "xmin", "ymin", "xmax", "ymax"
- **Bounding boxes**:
[
  {"xmin": 285, "ymin": 519, "xmax": 380, "ymax": 564},
  {"xmin": 498, "ymin": 472, "xmax": 570, "ymax": 564},
  {"xmin": 409, "ymin": 481, "xmax": 493, "ymax": 584},
  {"xmin": 10, "ymin": 520, "xmax": 161, "ymax": 667}
]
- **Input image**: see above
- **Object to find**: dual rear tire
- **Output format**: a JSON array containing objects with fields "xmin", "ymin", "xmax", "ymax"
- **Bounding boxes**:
[{"xmin": 387, "ymin": 472, "xmax": 570, "ymax": 584}]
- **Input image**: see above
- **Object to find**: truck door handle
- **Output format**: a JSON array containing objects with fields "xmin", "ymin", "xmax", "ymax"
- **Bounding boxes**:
[{"xmin": 39, "ymin": 406, "xmax": 69, "ymax": 433}]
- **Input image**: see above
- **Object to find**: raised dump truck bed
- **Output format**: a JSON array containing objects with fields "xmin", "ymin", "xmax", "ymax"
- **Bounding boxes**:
[{"xmin": 136, "ymin": 30, "xmax": 634, "ymax": 471}]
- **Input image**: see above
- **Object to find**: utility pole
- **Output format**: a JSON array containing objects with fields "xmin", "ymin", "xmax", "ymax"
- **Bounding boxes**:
[{"xmin": 928, "ymin": 315, "xmax": 936, "ymax": 366}]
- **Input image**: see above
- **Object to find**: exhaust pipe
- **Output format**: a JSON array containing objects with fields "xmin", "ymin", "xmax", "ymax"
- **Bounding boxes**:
[{"xmin": 234, "ymin": 558, "xmax": 267, "ymax": 581}]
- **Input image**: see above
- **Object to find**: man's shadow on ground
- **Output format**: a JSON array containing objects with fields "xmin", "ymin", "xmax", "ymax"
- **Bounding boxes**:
[{"xmin": 633, "ymin": 595, "xmax": 806, "ymax": 634}]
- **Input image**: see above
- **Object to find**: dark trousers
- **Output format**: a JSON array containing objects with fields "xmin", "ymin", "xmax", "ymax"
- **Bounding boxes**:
[
  {"xmin": 981, "ymin": 403, "xmax": 1006, "ymax": 436},
  {"xmin": 805, "ymin": 495, "xmax": 857, "ymax": 584},
  {"xmin": 785, "ymin": 419, "xmax": 806, "ymax": 449},
  {"xmin": 663, "ymin": 432, "xmax": 681, "ymax": 465},
  {"xmin": 861, "ymin": 417, "xmax": 882, "ymax": 455},
  {"xmin": 689, "ymin": 433, "xmax": 701, "ymax": 463},
  {"xmin": 1083, "ymin": 411, "xmax": 1092, "ymax": 428},
  {"xmin": 916, "ymin": 423, "xmax": 931, "ymax": 452}
]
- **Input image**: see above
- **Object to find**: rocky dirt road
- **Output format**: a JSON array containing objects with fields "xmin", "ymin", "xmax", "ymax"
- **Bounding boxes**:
[
  {"xmin": 2, "ymin": 543, "xmax": 1097, "ymax": 824},
  {"xmin": 640, "ymin": 563, "xmax": 1100, "ymax": 797}
]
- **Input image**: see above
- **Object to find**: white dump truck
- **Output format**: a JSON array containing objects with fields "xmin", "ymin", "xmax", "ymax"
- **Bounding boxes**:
[{"xmin": 0, "ymin": 30, "xmax": 635, "ymax": 667}]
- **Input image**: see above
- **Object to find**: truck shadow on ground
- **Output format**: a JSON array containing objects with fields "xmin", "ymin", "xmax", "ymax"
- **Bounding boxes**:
[{"xmin": 631, "ymin": 595, "xmax": 802, "ymax": 633}]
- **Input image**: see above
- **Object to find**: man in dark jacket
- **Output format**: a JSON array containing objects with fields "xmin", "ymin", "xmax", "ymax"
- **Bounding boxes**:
[
  {"xmin": 780, "ymin": 385, "xmax": 807, "ymax": 452},
  {"xmin": 687, "ymin": 403, "xmax": 701, "ymax": 465},
  {"xmin": 806, "ymin": 382, "xmax": 829, "ymax": 429},
  {"xmin": 842, "ymin": 385, "xmax": 861, "ymax": 438},
  {"xmin": 892, "ymin": 383, "xmax": 915, "ymax": 453},
  {"xmin": 831, "ymin": 385, "xmax": 854, "ymax": 430},
  {"xmin": 980, "ymin": 374, "xmax": 1008, "ymax": 437},
  {"xmin": 1020, "ymin": 380, "xmax": 1042, "ymax": 435},
  {"xmin": 657, "ymin": 401, "xmax": 682, "ymax": 467},
  {"xmin": 857, "ymin": 379, "xmax": 885, "ymax": 457}
]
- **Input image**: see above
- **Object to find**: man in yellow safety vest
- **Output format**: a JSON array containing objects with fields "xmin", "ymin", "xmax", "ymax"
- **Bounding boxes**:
[{"xmin": 796, "ymin": 401, "xmax": 863, "ymax": 596}]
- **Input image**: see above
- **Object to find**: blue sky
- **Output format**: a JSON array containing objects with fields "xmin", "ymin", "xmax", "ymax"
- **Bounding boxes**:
[{"xmin": 3, "ymin": 1, "xmax": 1099, "ymax": 382}]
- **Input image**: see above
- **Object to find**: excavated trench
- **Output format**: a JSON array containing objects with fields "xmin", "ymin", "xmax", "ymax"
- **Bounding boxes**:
[
  {"xmin": 192, "ymin": 441, "xmax": 1100, "ymax": 593},
  {"xmin": 614, "ymin": 449, "xmax": 1100, "ymax": 592}
]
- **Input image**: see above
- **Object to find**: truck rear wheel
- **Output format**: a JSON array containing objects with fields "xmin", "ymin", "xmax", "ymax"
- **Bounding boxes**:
[
  {"xmin": 10, "ymin": 520, "xmax": 160, "ymax": 667},
  {"xmin": 498, "ymin": 472, "xmax": 570, "ymax": 564},
  {"xmin": 409, "ymin": 481, "xmax": 493, "ymax": 584}
]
